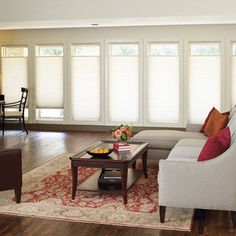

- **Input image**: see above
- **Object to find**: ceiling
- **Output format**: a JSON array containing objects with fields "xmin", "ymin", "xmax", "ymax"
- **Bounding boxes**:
[{"xmin": 0, "ymin": 0, "xmax": 236, "ymax": 29}]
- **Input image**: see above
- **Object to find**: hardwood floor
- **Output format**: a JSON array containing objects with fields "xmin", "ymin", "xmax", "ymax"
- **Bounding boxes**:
[{"xmin": 0, "ymin": 130, "xmax": 235, "ymax": 236}]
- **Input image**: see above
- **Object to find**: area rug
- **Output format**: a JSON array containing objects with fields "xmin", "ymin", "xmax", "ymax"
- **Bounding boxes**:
[{"xmin": 0, "ymin": 153, "xmax": 194, "ymax": 231}]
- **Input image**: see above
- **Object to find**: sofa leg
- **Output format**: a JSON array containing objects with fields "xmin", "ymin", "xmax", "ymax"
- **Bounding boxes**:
[
  {"xmin": 14, "ymin": 187, "xmax": 21, "ymax": 204},
  {"xmin": 231, "ymin": 211, "xmax": 236, "ymax": 227},
  {"xmin": 160, "ymin": 206, "xmax": 166, "ymax": 223}
]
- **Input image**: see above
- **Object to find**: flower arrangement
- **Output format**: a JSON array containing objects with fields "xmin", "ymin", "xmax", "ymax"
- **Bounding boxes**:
[{"xmin": 112, "ymin": 124, "xmax": 133, "ymax": 143}]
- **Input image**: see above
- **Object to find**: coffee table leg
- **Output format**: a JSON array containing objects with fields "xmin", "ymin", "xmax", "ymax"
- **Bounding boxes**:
[
  {"xmin": 132, "ymin": 161, "xmax": 136, "ymax": 169},
  {"xmin": 142, "ymin": 150, "xmax": 148, "ymax": 178},
  {"xmin": 121, "ymin": 165, "xmax": 128, "ymax": 204},
  {"xmin": 72, "ymin": 166, "xmax": 78, "ymax": 199}
]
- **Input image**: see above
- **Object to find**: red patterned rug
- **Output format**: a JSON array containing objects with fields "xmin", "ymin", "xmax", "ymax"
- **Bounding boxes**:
[{"xmin": 0, "ymin": 153, "xmax": 194, "ymax": 231}]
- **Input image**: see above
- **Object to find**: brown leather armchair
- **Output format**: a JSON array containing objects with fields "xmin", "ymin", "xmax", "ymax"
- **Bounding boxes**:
[{"xmin": 0, "ymin": 149, "xmax": 22, "ymax": 203}]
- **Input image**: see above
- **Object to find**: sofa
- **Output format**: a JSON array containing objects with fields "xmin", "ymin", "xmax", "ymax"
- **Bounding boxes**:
[
  {"xmin": 132, "ymin": 124, "xmax": 206, "ymax": 160},
  {"xmin": 132, "ymin": 107, "xmax": 236, "ymax": 224}
]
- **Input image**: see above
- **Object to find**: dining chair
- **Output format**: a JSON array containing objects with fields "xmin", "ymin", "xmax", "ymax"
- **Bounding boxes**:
[{"xmin": 1, "ymin": 87, "xmax": 28, "ymax": 135}]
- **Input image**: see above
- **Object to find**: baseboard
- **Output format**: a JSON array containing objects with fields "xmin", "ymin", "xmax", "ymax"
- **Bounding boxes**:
[{"xmin": 3, "ymin": 123, "xmax": 185, "ymax": 133}]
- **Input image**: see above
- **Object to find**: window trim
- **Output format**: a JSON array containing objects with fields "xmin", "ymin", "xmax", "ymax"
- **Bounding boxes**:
[
  {"xmin": 143, "ymin": 40, "xmax": 184, "ymax": 127},
  {"xmin": 66, "ymin": 41, "xmax": 104, "ymax": 125},
  {"xmin": 34, "ymin": 43, "xmax": 65, "ymax": 122},
  {"xmin": 187, "ymin": 40, "xmax": 225, "ymax": 123},
  {"xmin": 105, "ymin": 40, "xmax": 143, "ymax": 126}
]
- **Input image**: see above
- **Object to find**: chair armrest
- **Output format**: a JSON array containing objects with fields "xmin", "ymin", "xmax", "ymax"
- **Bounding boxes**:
[
  {"xmin": 185, "ymin": 123, "xmax": 203, "ymax": 132},
  {"xmin": 0, "ymin": 149, "xmax": 22, "ymax": 188}
]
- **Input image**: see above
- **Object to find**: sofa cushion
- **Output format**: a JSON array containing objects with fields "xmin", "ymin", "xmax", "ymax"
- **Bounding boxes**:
[
  {"xmin": 198, "ymin": 127, "xmax": 230, "ymax": 161},
  {"xmin": 229, "ymin": 104, "xmax": 236, "ymax": 119},
  {"xmin": 175, "ymin": 138, "xmax": 206, "ymax": 148},
  {"xmin": 167, "ymin": 146, "xmax": 203, "ymax": 161},
  {"xmin": 204, "ymin": 108, "xmax": 229, "ymax": 137},
  {"xmin": 132, "ymin": 130, "xmax": 206, "ymax": 149},
  {"xmin": 227, "ymin": 111, "xmax": 236, "ymax": 145}
]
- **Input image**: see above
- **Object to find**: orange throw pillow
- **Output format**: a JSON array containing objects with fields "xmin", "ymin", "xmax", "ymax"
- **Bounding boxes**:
[
  {"xmin": 204, "ymin": 108, "xmax": 229, "ymax": 137},
  {"xmin": 200, "ymin": 107, "xmax": 214, "ymax": 133},
  {"xmin": 200, "ymin": 107, "xmax": 230, "ymax": 133}
]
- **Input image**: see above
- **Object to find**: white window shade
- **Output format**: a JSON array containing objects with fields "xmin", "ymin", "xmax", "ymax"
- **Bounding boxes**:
[
  {"xmin": 231, "ymin": 45, "xmax": 236, "ymax": 106},
  {"xmin": 109, "ymin": 56, "xmax": 139, "ymax": 122},
  {"xmin": 148, "ymin": 56, "xmax": 179, "ymax": 123},
  {"xmin": 2, "ymin": 57, "xmax": 28, "ymax": 103},
  {"xmin": 71, "ymin": 57, "xmax": 100, "ymax": 121},
  {"xmin": 189, "ymin": 56, "xmax": 221, "ymax": 123},
  {"xmin": 36, "ymin": 57, "xmax": 63, "ymax": 108}
]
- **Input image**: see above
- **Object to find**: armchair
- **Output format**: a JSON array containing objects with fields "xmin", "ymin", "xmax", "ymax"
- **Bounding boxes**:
[{"xmin": 0, "ymin": 149, "xmax": 22, "ymax": 203}]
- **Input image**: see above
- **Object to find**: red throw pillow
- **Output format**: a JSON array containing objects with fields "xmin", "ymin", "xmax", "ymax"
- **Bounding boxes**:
[
  {"xmin": 200, "ymin": 107, "xmax": 229, "ymax": 133},
  {"xmin": 198, "ymin": 127, "xmax": 231, "ymax": 161}
]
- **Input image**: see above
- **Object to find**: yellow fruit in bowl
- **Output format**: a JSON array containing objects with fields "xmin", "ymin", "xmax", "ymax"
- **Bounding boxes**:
[{"xmin": 89, "ymin": 148, "xmax": 110, "ymax": 154}]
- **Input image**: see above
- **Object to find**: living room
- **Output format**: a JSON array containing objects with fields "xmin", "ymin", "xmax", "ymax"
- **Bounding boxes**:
[{"xmin": 0, "ymin": 1, "xmax": 236, "ymax": 235}]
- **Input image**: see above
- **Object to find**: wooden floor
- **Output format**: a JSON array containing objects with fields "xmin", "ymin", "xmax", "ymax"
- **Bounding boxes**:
[{"xmin": 0, "ymin": 130, "xmax": 235, "ymax": 236}]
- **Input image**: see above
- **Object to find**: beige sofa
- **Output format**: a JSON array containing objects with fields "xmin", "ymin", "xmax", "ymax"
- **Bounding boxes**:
[
  {"xmin": 133, "ymin": 107, "xmax": 236, "ymax": 224},
  {"xmin": 132, "ymin": 124, "xmax": 207, "ymax": 160}
]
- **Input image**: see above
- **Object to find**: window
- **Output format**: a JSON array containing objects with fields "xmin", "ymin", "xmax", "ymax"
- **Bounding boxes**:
[
  {"xmin": 1, "ymin": 46, "xmax": 28, "ymax": 103},
  {"xmin": 108, "ymin": 43, "xmax": 140, "ymax": 123},
  {"xmin": 71, "ymin": 44, "xmax": 100, "ymax": 121},
  {"xmin": 147, "ymin": 43, "xmax": 179, "ymax": 123},
  {"xmin": 188, "ymin": 43, "xmax": 221, "ymax": 123},
  {"xmin": 231, "ymin": 43, "xmax": 236, "ymax": 106},
  {"xmin": 35, "ymin": 45, "xmax": 64, "ymax": 120}
]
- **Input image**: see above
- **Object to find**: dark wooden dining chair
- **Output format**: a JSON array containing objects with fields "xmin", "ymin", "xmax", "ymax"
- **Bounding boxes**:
[
  {"xmin": 1, "ymin": 87, "xmax": 28, "ymax": 135},
  {"xmin": 0, "ymin": 149, "xmax": 22, "ymax": 203}
]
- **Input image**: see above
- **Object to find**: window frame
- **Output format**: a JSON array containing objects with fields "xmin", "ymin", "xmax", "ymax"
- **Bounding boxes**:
[
  {"xmin": 187, "ymin": 40, "xmax": 225, "ymax": 124},
  {"xmin": 105, "ymin": 40, "xmax": 143, "ymax": 126},
  {"xmin": 144, "ymin": 40, "xmax": 184, "ymax": 127},
  {"xmin": 67, "ymin": 41, "xmax": 104, "ymax": 125},
  {"xmin": 34, "ymin": 43, "xmax": 65, "ymax": 123},
  {"xmin": 0, "ymin": 43, "xmax": 30, "ymax": 121},
  {"xmin": 70, "ymin": 42, "xmax": 103, "ymax": 124}
]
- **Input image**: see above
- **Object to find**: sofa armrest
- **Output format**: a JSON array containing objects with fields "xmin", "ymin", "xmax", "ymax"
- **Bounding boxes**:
[
  {"xmin": 185, "ymin": 123, "xmax": 202, "ymax": 132},
  {"xmin": 158, "ymin": 157, "xmax": 236, "ymax": 210}
]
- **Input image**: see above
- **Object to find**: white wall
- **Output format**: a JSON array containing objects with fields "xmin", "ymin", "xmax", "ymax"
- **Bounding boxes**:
[
  {"xmin": 0, "ymin": 24, "xmax": 236, "ymax": 126},
  {"xmin": 1, "ymin": 0, "xmax": 236, "ymax": 28}
]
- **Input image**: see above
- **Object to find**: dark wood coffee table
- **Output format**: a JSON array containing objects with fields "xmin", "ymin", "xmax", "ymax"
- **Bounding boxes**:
[{"xmin": 69, "ymin": 140, "xmax": 148, "ymax": 204}]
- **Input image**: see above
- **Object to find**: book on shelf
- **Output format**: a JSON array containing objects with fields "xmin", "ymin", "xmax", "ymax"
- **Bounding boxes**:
[{"xmin": 103, "ymin": 169, "xmax": 121, "ymax": 179}]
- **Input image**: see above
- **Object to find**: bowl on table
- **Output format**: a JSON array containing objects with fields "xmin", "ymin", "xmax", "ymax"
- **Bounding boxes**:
[{"xmin": 87, "ymin": 148, "xmax": 113, "ymax": 158}]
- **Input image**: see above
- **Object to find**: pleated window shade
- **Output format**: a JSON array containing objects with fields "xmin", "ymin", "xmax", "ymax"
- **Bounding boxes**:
[
  {"xmin": 189, "ymin": 43, "xmax": 221, "ymax": 123},
  {"xmin": 108, "ymin": 44, "xmax": 139, "ymax": 123},
  {"xmin": 1, "ymin": 46, "xmax": 28, "ymax": 103},
  {"xmin": 36, "ymin": 46, "xmax": 63, "ymax": 109},
  {"xmin": 147, "ymin": 43, "xmax": 179, "ymax": 123},
  {"xmin": 71, "ymin": 45, "xmax": 101, "ymax": 121},
  {"xmin": 231, "ymin": 43, "xmax": 236, "ymax": 106}
]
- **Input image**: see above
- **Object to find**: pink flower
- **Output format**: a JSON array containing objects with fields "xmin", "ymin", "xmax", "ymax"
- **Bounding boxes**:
[
  {"xmin": 126, "ymin": 130, "xmax": 132, "ymax": 137},
  {"xmin": 114, "ymin": 129, "xmax": 122, "ymax": 138},
  {"xmin": 120, "ymin": 127, "xmax": 127, "ymax": 132}
]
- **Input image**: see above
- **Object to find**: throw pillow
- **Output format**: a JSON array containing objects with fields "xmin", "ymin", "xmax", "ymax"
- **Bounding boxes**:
[
  {"xmin": 198, "ymin": 127, "xmax": 231, "ymax": 161},
  {"xmin": 204, "ymin": 108, "xmax": 229, "ymax": 137},
  {"xmin": 200, "ymin": 107, "xmax": 214, "ymax": 132},
  {"xmin": 200, "ymin": 107, "xmax": 229, "ymax": 133}
]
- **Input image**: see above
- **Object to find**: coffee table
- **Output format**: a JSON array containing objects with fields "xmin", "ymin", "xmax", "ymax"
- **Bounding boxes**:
[{"xmin": 69, "ymin": 140, "xmax": 148, "ymax": 204}]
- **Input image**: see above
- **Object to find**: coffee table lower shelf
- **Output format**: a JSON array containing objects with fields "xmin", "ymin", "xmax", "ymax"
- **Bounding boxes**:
[{"xmin": 78, "ymin": 168, "xmax": 142, "ymax": 192}]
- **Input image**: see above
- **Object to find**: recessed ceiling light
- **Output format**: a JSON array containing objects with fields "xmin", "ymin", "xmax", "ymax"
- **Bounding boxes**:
[{"xmin": 91, "ymin": 23, "xmax": 99, "ymax": 26}]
